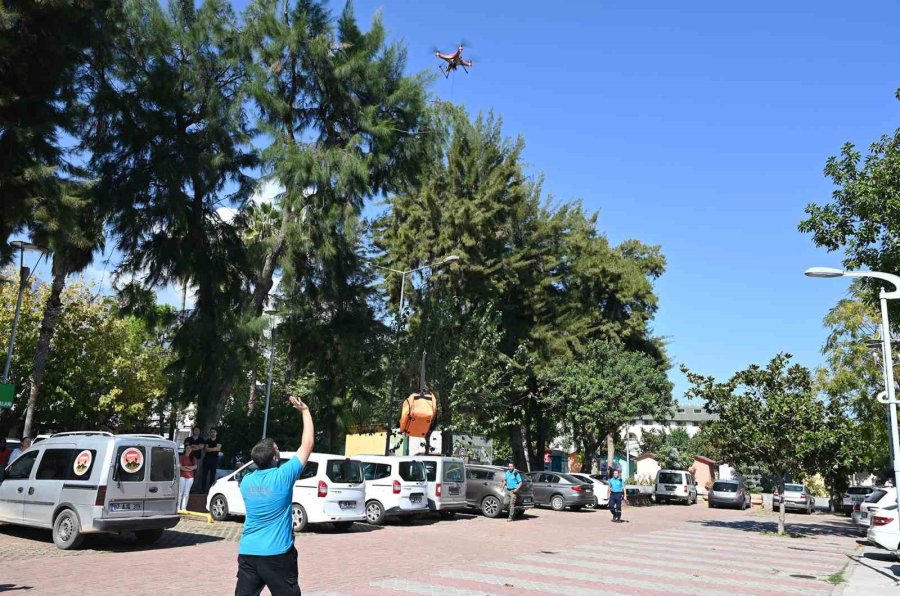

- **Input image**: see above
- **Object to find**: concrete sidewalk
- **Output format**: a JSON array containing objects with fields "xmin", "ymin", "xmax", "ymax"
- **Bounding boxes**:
[{"xmin": 841, "ymin": 542, "xmax": 900, "ymax": 594}]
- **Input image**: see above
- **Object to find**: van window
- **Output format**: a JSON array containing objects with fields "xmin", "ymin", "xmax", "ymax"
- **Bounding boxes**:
[
  {"xmin": 327, "ymin": 460, "xmax": 363, "ymax": 484},
  {"xmin": 444, "ymin": 462, "xmax": 464, "ymax": 483},
  {"xmin": 399, "ymin": 461, "xmax": 425, "ymax": 482},
  {"xmin": 5, "ymin": 450, "xmax": 38, "ymax": 480},
  {"xmin": 363, "ymin": 462, "xmax": 392, "ymax": 481},
  {"xmin": 115, "ymin": 446, "xmax": 146, "ymax": 482},
  {"xmin": 423, "ymin": 461, "xmax": 438, "ymax": 482},
  {"xmin": 298, "ymin": 461, "xmax": 318, "ymax": 481},
  {"xmin": 36, "ymin": 449, "xmax": 98, "ymax": 481},
  {"xmin": 150, "ymin": 446, "xmax": 176, "ymax": 482},
  {"xmin": 658, "ymin": 471, "xmax": 685, "ymax": 484}
]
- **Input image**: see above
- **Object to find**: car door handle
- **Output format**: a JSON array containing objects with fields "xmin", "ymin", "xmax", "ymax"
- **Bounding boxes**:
[
  {"xmin": 17, "ymin": 487, "xmax": 23, "ymax": 493},
  {"xmin": 149, "ymin": 486, "xmax": 158, "ymax": 493},
  {"xmin": 28, "ymin": 487, "xmax": 34, "ymax": 495}
]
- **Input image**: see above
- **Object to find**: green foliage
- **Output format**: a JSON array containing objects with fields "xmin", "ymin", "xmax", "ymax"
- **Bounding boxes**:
[
  {"xmin": 540, "ymin": 339, "xmax": 673, "ymax": 458},
  {"xmin": 639, "ymin": 426, "xmax": 707, "ymax": 469}
]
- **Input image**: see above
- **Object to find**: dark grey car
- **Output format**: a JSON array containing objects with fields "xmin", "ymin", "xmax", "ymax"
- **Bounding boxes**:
[
  {"xmin": 525, "ymin": 472, "xmax": 595, "ymax": 511},
  {"xmin": 708, "ymin": 479, "xmax": 751, "ymax": 509},
  {"xmin": 464, "ymin": 465, "xmax": 534, "ymax": 518}
]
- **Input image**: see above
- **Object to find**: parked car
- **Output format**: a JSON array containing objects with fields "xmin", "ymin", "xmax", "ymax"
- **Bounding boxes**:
[
  {"xmin": 568, "ymin": 473, "xmax": 610, "ymax": 508},
  {"xmin": 867, "ymin": 504, "xmax": 900, "ymax": 552},
  {"xmin": 0, "ymin": 431, "xmax": 180, "ymax": 550},
  {"xmin": 525, "ymin": 471, "xmax": 595, "ymax": 511},
  {"xmin": 855, "ymin": 487, "xmax": 896, "ymax": 535},
  {"xmin": 707, "ymin": 479, "xmax": 751, "ymax": 510},
  {"xmin": 773, "ymin": 483, "xmax": 814, "ymax": 514},
  {"xmin": 464, "ymin": 464, "xmax": 534, "ymax": 518},
  {"xmin": 207, "ymin": 452, "xmax": 365, "ymax": 532},
  {"xmin": 654, "ymin": 469, "xmax": 697, "ymax": 505},
  {"xmin": 356, "ymin": 455, "xmax": 427, "ymax": 525},
  {"xmin": 843, "ymin": 485, "xmax": 876, "ymax": 515},
  {"xmin": 418, "ymin": 456, "xmax": 467, "ymax": 517}
]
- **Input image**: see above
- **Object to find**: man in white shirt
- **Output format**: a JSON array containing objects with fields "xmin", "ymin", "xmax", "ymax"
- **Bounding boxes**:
[{"xmin": 9, "ymin": 436, "xmax": 30, "ymax": 463}]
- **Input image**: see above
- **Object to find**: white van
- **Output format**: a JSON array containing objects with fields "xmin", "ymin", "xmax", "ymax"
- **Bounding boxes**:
[
  {"xmin": 654, "ymin": 469, "xmax": 698, "ymax": 505},
  {"xmin": 206, "ymin": 452, "xmax": 365, "ymax": 532},
  {"xmin": 356, "ymin": 455, "xmax": 427, "ymax": 524},
  {"xmin": 418, "ymin": 456, "xmax": 467, "ymax": 517},
  {"xmin": 0, "ymin": 431, "xmax": 180, "ymax": 549}
]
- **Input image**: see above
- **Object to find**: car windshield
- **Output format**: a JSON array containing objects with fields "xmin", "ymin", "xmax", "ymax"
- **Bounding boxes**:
[
  {"xmin": 326, "ymin": 460, "xmax": 363, "ymax": 484},
  {"xmin": 712, "ymin": 482, "xmax": 737, "ymax": 492},
  {"xmin": 399, "ymin": 461, "xmax": 426, "ymax": 482},
  {"xmin": 784, "ymin": 484, "xmax": 804, "ymax": 492},
  {"xmin": 865, "ymin": 490, "xmax": 887, "ymax": 503},
  {"xmin": 659, "ymin": 472, "xmax": 684, "ymax": 484},
  {"xmin": 847, "ymin": 486, "xmax": 873, "ymax": 495}
]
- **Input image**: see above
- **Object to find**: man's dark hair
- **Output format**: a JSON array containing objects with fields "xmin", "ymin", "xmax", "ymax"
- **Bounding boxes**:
[
  {"xmin": 209, "ymin": 427, "xmax": 217, "ymax": 433},
  {"xmin": 251, "ymin": 438, "xmax": 278, "ymax": 469}
]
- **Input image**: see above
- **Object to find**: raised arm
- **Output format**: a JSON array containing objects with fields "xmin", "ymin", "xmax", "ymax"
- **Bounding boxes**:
[{"xmin": 289, "ymin": 396, "xmax": 314, "ymax": 467}]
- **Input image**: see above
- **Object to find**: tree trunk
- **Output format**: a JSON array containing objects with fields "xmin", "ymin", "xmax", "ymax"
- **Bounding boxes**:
[
  {"xmin": 606, "ymin": 433, "xmax": 615, "ymax": 472},
  {"xmin": 777, "ymin": 475, "xmax": 786, "ymax": 535},
  {"xmin": 510, "ymin": 423, "xmax": 528, "ymax": 471},
  {"xmin": 22, "ymin": 262, "xmax": 67, "ymax": 438},
  {"xmin": 250, "ymin": 203, "xmax": 293, "ymax": 316}
]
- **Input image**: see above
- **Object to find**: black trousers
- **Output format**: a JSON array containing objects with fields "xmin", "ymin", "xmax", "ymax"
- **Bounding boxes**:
[
  {"xmin": 236, "ymin": 545, "xmax": 301, "ymax": 596},
  {"xmin": 609, "ymin": 492, "xmax": 623, "ymax": 519},
  {"xmin": 201, "ymin": 462, "xmax": 217, "ymax": 492}
]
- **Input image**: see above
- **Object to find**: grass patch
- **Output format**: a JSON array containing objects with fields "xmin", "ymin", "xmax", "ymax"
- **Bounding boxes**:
[
  {"xmin": 760, "ymin": 530, "xmax": 806, "ymax": 539},
  {"xmin": 826, "ymin": 571, "xmax": 845, "ymax": 585}
]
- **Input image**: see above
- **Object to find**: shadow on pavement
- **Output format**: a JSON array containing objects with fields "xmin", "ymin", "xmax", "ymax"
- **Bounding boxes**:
[
  {"xmin": 690, "ymin": 516, "xmax": 858, "ymax": 539},
  {"xmin": 848, "ymin": 552, "xmax": 900, "ymax": 584},
  {"xmin": 0, "ymin": 585, "xmax": 34, "ymax": 593},
  {"xmin": 0, "ymin": 524, "xmax": 226, "ymax": 552}
]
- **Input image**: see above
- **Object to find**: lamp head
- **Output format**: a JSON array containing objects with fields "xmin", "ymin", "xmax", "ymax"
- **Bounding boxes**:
[
  {"xmin": 441, "ymin": 255, "xmax": 460, "ymax": 264},
  {"xmin": 804, "ymin": 267, "xmax": 844, "ymax": 278}
]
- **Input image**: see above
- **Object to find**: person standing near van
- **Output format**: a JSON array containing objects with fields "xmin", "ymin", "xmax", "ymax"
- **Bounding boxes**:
[
  {"xmin": 9, "ymin": 437, "xmax": 30, "ymax": 463},
  {"xmin": 178, "ymin": 449, "xmax": 197, "ymax": 510},
  {"xmin": 201, "ymin": 428, "xmax": 222, "ymax": 492},
  {"xmin": 236, "ymin": 396, "xmax": 314, "ymax": 596},
  {"xmin": 608, "ymin": 468, "xmax": 626, "ymax": 522},
  {"xmin": 503, "ymin": 462, "xmax": 522, "ymax": 522}
]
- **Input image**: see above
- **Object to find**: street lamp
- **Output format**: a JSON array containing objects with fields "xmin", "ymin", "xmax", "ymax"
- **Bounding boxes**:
[
  {"xmin": 805, "ymin": 266, "xmax": 900, "ymax": 497},
  {"xmin": 3, "ymin": 241, "xmax": 47, "ymax": 384},
  {"xmin": 376, "ymin": 254, "xmax": 459, "ymax": 455},
  {"xmin": 261, "ymin": 309, "xmax": 281, "ymax": 440}
]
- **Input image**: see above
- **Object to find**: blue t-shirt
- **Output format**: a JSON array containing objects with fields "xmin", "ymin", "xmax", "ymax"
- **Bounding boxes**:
[
  {"xmin": 504, "ymin": 470, "xmax": 522, "ymax": 490},
  {"xmin": 609, "ymin": 477, "xmax": 625, "ymax": 493},
  {"xmin": 238, "ymin": 455, "xmax": 303, "ymax": 556}
]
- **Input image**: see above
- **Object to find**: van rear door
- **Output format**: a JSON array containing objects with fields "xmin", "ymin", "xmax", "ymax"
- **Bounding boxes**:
[
  {"xmin": 321, "ymin": 458, "xmax": 365, "ymax": 519},
  {"xmin": 144, "ymin": 444, "xmax": 178, "ymax": 517},
  {"xmin": 105, "ymin": 445, "xmax": 149, "ymax": 518}
]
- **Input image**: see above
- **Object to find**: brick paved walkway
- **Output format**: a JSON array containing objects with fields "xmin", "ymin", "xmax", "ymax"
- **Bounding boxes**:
[{"xmin": 1, "ymin": 504, "xmax": 860, "ymax": 595}]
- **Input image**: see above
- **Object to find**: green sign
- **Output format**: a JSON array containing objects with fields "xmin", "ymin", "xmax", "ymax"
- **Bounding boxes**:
[{"xmin": 0, "ymin": 384, "xmax": 13, "ymax": 409}]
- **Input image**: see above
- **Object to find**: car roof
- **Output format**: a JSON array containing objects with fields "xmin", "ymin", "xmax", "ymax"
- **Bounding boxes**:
[{"xmin": 414, "ymin": 455, "xmax": 464, "ymax": 462}]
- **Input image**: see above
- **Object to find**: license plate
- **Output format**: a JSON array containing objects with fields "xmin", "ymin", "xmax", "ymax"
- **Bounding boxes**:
[
  {"xmin": 448, "ymin": 486, "xmax": 460, "ymax": 496},
  {"xmin": 665, "ymin": 485, "xmax": 677, "ymax": 490},
  {"xmin": 861, "ymin": 511, "xmax": 869, "ymax": 520},
  {"xmin": 410, "ymin": 494, "xmax": 422, "ymax": 503},
  {"xmin": 110, "ymin": 502, "xmax": 143, "ymax": 512},
  {"xmin": 339, "ymin": 501, "xmax": 356, "ymax": 510}
]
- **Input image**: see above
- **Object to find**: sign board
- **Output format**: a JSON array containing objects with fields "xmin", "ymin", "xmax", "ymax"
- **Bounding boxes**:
[{"xmin": 0, "ymin": 384, "xmax": 13, "ymax": 409}]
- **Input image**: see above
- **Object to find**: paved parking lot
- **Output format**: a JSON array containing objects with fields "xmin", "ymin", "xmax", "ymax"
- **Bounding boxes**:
[{"xmin": 1, "ymin": 503, "xmax": 863, "ymax": 595}]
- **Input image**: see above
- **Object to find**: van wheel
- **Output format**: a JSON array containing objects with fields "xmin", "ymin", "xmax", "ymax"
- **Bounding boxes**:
[
  {"xmin": 291, "ymin": 503, "xmax": 308, "ymax": 532},
  {"xmin": 209, "ymin": 494, "xmax": 229, "ymax": 521},
  {"xmin": 134, "ymin": 529, "xmax": 164, "ymax": 545},
  {"xmin": 53, "ymin": 509, "xmax": 85, "ymax": 550},
  {"xmin": 481, "ymin": 495, "xmax": 502, "ymax": 518},
  {"xmin": 551, "ymin": 495, "xmax": 566, "ymax": 511},
  {"xmin": 365, "ymin": 500, "xmax": 386, "ymax": 525},
  {"xmin": 332, "ymin": 521, "xmax": 354, "ymax": 531}
]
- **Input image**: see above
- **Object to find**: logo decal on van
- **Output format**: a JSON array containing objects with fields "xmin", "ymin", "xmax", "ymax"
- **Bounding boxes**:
[
  {"xmin": 73, "ymin": 450, "xmax": 93, "ymax": 476},
  {"xmin": 120, "ymin": 448, "xmax": 144, "ymax": 473}
]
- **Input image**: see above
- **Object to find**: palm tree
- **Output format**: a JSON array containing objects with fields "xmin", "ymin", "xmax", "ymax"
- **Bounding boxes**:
[{"xmin": 23, "ymin": 181, "xmax": 103, "ymax": 437}]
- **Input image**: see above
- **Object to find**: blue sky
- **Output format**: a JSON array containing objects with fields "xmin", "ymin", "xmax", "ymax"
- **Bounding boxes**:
[{"xmin": 19, "ymin": 1, "xmax": 898, "ymax": 402}]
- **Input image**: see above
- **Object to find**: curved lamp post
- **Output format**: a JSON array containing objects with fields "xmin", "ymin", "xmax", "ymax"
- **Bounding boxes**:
[
  {"xmin": 805, "ymin": 266, "xmax": 900, "ymax": 497},
  {"xmin": 3, "ymin": 241, "xmax": 47, "ymax": 384}
]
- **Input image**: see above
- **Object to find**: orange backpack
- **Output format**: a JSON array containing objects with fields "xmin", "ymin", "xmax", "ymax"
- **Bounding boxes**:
[{"xmin": 399, "ymin": 392, "xmax": 437, "ymax": 438}]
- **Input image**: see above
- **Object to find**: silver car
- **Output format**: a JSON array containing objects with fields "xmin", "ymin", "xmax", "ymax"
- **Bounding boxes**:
[
  {"xmin": 773, "ymin": 483, "xmax": 814, "ymax": 514},
  {"xmin": 708, "ymin": 479, "xmax": 751, "ymax": 509}
]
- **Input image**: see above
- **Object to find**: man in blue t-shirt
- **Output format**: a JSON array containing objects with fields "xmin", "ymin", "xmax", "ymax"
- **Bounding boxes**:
[
  {"xmin": 503, "ymin": 463, "xmax": 523, "ymax": 522},
  {"xmin": 236, "ymin": 396, "xmax": 314, "ymax": 596},
  {"xmin": 608, "ymin": 468, "xmax": 626, "ymax": 522}
]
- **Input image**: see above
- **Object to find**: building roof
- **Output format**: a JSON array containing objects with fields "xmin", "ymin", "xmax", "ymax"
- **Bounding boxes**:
[
  {"xmin": 693, "ymin": 455, "xmax": 717, "ymax": 465},
  {"xmin": 637, "ymin": 403, "xmax": 718, "ymax": 424}
]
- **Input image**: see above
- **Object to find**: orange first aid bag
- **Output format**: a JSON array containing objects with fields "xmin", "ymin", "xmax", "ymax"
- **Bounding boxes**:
[{"xmin": 399, "ymin": 392, "xmax": 436, "ymax": 438}]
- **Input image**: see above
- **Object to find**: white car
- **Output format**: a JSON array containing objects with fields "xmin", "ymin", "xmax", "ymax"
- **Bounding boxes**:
[
  {"xmin": 867, "ymin": 504, "xmax": 900, "ymax": 552},
  {"xmin": 569, "ymin": 473, "xmax": 610, "ymax": 508},
  {"xmin": 855, "ymin": 487, "xmax": 896, "ymax": 533},
  {"xmin": 843, "ymin": 485, "xmax": 876, "ymax": 514},
  {"xmin": 206, "ymin": 452, "xmax": 366, "ymax": 532},
  {"xmin": 356, "ymin": 455, "xmax": 428, "ymax": 524}
]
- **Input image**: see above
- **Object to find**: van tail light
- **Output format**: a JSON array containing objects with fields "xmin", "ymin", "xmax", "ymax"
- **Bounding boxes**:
[
  {"xmin": 571, "ymin": 485, "xmax": 584, "ymax": 492},
  {"xmin": 317, "ymin": 480, "xmax": 328, "ymax": 498},
  {"xmin": 435, "ymin": 482, "xmax": 442, "ymax": 497},
  {"xmin": 95, "ymin": 485, "xmax": 107, "ymax": 507},
  {"xmin": 393, "ymin": 480, "xmax": 401, "ymax": 495},
  {"xmin": 874, "ymin": 516, "xmax": 895, "ymax": 527},
  {"xmin": 854, "ymin": 503, "xmax": 860, "ymax": 511}
]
